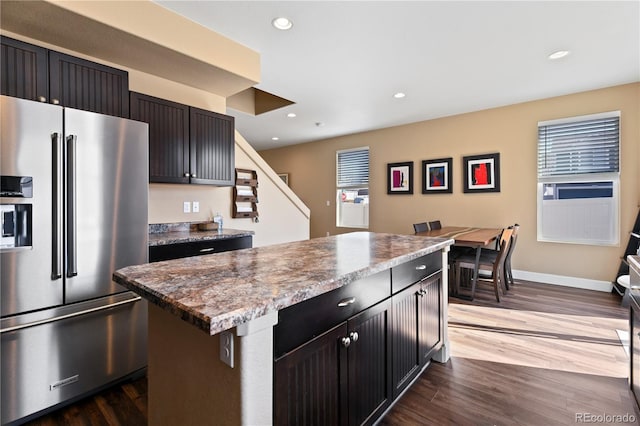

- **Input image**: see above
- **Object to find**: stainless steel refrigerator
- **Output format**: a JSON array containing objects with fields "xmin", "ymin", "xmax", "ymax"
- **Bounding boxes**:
[{"xmin": 0, "ymin": 95, "xmax": 149, "ymax": 425}]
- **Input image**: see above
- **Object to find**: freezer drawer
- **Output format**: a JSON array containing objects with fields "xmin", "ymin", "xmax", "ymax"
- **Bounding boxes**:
[{"xmin": 1, "ymin": 292, "xmax": 147, "ymax": 425}]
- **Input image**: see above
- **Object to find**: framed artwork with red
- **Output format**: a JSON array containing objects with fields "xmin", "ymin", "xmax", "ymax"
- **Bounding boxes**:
[{"xmin": 463, "ymin": 153, "xmax": 500, "ymax": 193}]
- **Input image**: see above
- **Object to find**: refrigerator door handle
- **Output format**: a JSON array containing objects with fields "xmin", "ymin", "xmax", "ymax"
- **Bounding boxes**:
[
  {"xmin": 0, "ymin": 295, "xmax": 142, "ymax": 333},
  {"xmin": 66, "ymin": 134, "xmax": 78, "ymax": 277},
  {"xmin": 52, "ymin": 132, "xmax": 63, "ymax": 280}
]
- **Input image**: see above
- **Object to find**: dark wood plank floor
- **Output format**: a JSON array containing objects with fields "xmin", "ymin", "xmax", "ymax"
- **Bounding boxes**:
[
  {"xmin": 381, "ymin": 280, "xmax": 637, "ymax": 426},
  {"xmin": 25, "ymin": 280, "xmax": 637, "ymax": 425}
]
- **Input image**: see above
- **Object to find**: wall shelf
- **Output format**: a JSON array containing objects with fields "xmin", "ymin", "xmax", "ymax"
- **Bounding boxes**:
[{"xmin": 233, "ymin": 169, "xmax": 258, "ymax": 219}]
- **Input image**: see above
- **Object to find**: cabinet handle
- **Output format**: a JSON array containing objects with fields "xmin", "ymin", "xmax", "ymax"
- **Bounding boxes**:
[
  {"xmin": 199, "ymin": 248, "xmax": 215, "ymax": 253},
  {"xmin": 184, "ymin": 172, "xmax": 190, "ymax": 177},
  {"xmin": 337, "ymin": 297, "xmax": 356, "ymax": 307},
  {"xmin": 191, "ymin": 173, "xmax": 197, "ymax": 178},
  {"xmin": 415, "ymin": 264, "xmax": 427, "ymax": 270},
  {"xmin": 51, "ymin": 98, "xmax": 60, "ymax": 105},
  {"xmin": 349, "ymin": 331, "xmax": 359, "ymax": 342},
  {"xmin": 37, "ymin": 95, "xmax": 47, "ymax": 103},
  {"xmin": 341, "ymin": 337, "xmax": 351, "ymax": 348}
]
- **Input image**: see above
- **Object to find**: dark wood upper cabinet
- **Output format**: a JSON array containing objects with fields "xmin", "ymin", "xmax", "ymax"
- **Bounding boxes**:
[
  {"xmin": 190, "ymin": 107, "xmax": 235, "ymax": 186},
  {"xmin": 130, "ymin": 92, "xmax": 235, "ymax": 186},
  {"xmin": 130, "ymin": 92, "xmax": 190, "ymax": 184},
  {"xmin": 1, "ymin": 36, "xmax": 129, "ymax": 118},
  {"xmin": 49, "ymin": 51, "xmax": 129, "ymax": 118},
  {"xmin": 1, "ymin": 37, "xmax": 49, "ymax": 102}
]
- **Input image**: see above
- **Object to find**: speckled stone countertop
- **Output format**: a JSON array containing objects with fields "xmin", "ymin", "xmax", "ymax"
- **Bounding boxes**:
[
  {"xmin": 115, "ymin": 232, "xmax": 452, "ymax": 336},
  {"xmin": 148, "ymin": 222, "xmax": 254, "ymax": 246}
]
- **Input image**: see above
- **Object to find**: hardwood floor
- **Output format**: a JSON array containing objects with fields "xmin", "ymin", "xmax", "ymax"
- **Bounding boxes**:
[
  {"xmin": 380, "ymin": 280, "xmax": 636, "ymax": 425},
  {"xmin": 25, "ymin": 280, "xmax": 636, "ymax": 425}
]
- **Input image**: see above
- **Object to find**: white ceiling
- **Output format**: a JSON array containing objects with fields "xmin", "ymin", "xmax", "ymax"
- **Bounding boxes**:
[{"xmin": 155, "ymin": 1, "xmax": 640, "ymax": 151}]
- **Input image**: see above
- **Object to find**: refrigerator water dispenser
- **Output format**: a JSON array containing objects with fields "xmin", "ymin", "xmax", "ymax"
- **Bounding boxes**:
[{"xmin": 0, "ymin": 204, "xmax": 32, "ymax": 249}]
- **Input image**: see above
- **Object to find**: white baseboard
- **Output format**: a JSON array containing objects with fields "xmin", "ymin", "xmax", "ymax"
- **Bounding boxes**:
[{"xmin": 512, "ymin": 269, "xmax": 613, "ymax": 293}]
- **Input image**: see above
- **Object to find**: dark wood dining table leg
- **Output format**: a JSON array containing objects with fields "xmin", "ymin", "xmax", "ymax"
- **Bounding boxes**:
[{"xmin": 468, "ymin": 246, "xmax": 482, "ymax": 301}]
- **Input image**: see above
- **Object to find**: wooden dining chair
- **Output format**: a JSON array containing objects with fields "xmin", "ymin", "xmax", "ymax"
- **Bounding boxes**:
[
  {"xmin": 455, "ymin": 227, "xmax": 513, "ymax": 302},
  {"xmin": 428, "ymin": 220, "xmax": 442, "ymax": 230},
  {"xmin": 413, "ymin": 222, "xmax": 429, "ymax": 233},
  {"xmin": 481, "ymin": 224, "xmax": 520, "ymax": 290}
]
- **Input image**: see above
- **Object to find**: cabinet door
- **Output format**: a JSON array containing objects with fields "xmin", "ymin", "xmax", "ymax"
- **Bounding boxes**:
[
  {"xmin": 391, "ymin": 282, "xmax": 421, "ymax": 399},
  {"xmin": 419, "ymin": 272, "xmax": 442, "ymax": 364},
  {"xmin": 1, "ymin": 36, "xmax": 48, "ymax": 101},
  {"xmin": 347, "ymin": 299, "xmax": 392, "ymax": 426},
  {"xmin": 130, "ymin": 92, "xmax": 190, "ymax": 184},
  {"xmin": 49, "ymin": 51, "xmax": 129, "ymax": 117},
  {"xmin": 189, "ymin": 107, "xmax": 235, "ymax": 186},
  {"xmin": 274, "ymin": 322, "xmax": 348, "ymax": 426}
]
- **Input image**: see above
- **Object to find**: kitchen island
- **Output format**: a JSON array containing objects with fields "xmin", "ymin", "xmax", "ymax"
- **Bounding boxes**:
[{"xmin": 114, "ymin": 232, "xmax": 452, "ymax": 425}]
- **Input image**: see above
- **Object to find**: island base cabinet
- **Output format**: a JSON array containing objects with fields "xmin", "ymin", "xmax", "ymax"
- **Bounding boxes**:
[
  {"xmin": 347, "ymin": 299, "xmax": 392, "ymax": 426},
  {"xmin": 274, "ymin": 300, "xmax": 392, "ymax": 426},
  {"xmin": 274, "ymin": 323, "xmax": 347, "ymax": 425},
  {"xmin": 419, "ymin": 273, "xmax": 442, "ymax": 364},
  {"xmin": 391, "ymin": 272, "xmax": 442, "ymax": 399}
]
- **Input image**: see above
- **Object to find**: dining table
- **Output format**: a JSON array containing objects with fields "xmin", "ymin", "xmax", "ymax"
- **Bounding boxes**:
[{"xmin": 415, "ymin": 226, "xmax": 502, "ymax": 300}]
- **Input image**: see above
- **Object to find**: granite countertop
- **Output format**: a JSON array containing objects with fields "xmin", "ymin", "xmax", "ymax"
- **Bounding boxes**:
[
  {"xmin": 148, "ymin": 222, "xmax": 254, "ymax": 246},
  {"xmin": 114, "ymin": 232, "xmax": 453, "ymax": 336}
]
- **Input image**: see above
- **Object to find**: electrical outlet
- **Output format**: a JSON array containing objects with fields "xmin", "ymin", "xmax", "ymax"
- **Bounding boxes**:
[
  {"xmin": 220, "ymin": 331, "xmax": 234, "ymax": 368},
  {"xmin": 326, "ymin": 231, "xmax": 330, "ymax": 237},
  {"xmin": 192, "ymin": 201, "xmax": 200, "ymax": 213},
  {"xmin": 326, "ymin": 200, "xmax": 331, "ymax": 206},
  {"xmin": 183, "ymin": 201, "xmax": 191, "ymax": 213}
]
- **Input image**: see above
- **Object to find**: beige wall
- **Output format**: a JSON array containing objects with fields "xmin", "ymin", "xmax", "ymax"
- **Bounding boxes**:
[{"xmin": 260, "ymin": 83, "xmax": 640, "ymax": 282}]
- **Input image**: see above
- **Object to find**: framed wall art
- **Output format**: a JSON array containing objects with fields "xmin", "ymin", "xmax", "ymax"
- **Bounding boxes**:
[
  {"xmin": 422, "ymin": 157, "xmax": 452, "ymax": 194},
  {"xmin": 387, "ymin": 161, "xmax": 413, "ymax": 194},
  {"xmin": 463, "ymin": 153, "xmax": 500, "ymax": 193}
]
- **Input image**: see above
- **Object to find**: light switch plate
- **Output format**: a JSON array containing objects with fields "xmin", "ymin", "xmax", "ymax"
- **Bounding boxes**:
[
  {"xmin": 183, "ymin": 201, "xmax": 191, "ymax": 213},
  {"xmin": 193, "ymin": 201, "xmax": 200, "ymax": 213}
]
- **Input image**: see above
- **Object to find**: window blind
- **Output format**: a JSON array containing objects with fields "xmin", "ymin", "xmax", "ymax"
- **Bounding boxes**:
[
  {"xmin": 337, "ymin": 148, "xmax": 369, "ymax": 187},
  {"xmin": 538, "ymin": 115, "xmax": 619, "ymax": 177}
]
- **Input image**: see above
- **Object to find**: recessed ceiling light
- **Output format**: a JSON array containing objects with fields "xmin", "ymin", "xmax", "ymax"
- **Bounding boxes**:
[
  {"xmin": 272, "ymin": 137, "xmax": 279, "ymax": 141},
  {"xmin": 393, "ymin": 92, "xmax": 406, "ymax": 99},
  {"xmin": 272, "ymin": 17, "xmax": 293, "ymax": 30},
  {"xmin": 548, "ymin": 50, "xmax": 570, "ymax": 60},
  {"xmin": 287, "ymin": 113, "xmax": 297, "ymax": 118}
]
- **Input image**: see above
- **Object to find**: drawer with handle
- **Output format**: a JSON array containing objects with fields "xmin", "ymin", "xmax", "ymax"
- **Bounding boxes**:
[
  {"xmin": 391, "ymin": 251, "xmax": 441, "ymax": 294},
  {"xmin": 149, "ymin": 235, "xmax": 252, "ymax": 262},
  {"xmin": 274, "ymin": 269, "xmax": 390, "ymax": 359}
]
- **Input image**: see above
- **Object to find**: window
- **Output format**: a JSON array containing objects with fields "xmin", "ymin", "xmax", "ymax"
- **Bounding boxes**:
[
  {"xmin": 537, "ymin": 111, "xmax": 620, "ymax": 245},
  {"xmin": 336, "ymin": 147, "xmax": 369, "ymax": 228}
]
